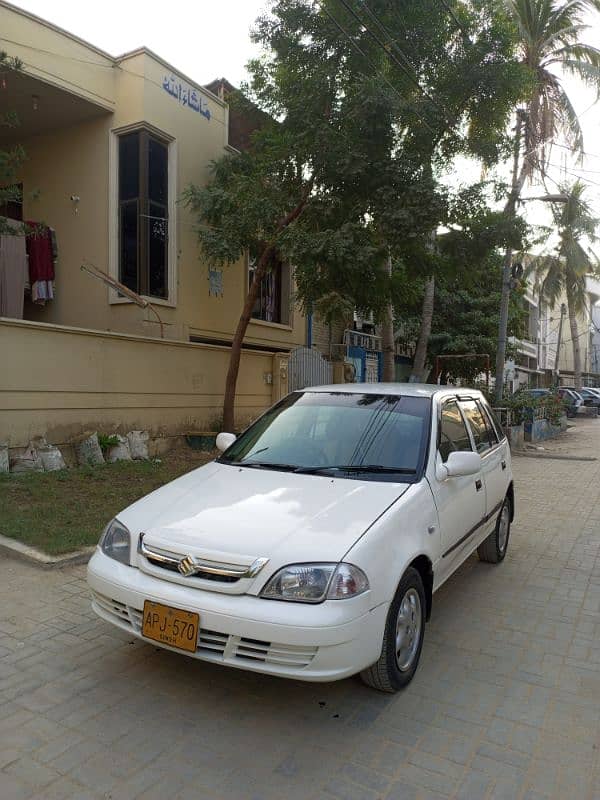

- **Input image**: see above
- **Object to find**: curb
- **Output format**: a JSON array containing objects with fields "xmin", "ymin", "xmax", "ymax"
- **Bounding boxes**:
[
  {"xmin": 512, "ymin": 451, "xmax": 597, "ymax": 462},
  {"xmin": 0, "ymin": 534, "xmax": 94, "ymax": 568}
]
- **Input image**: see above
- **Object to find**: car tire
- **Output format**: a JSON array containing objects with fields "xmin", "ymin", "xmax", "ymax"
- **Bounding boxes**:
[
  {"xmin": 360, "ymin": 567, "xmax": 425, "ymax": 693},
  {"xmin": 477, "ymin": 496, "xmax": 511, "ymax": 564}
]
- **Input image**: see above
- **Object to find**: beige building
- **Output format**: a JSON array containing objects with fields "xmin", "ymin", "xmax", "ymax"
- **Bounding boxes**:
[{"xmin": 0, "ymin": 1, "xmax": 305, "ymax": 446}]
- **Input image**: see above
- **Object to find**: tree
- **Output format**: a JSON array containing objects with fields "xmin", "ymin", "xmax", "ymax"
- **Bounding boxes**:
[
  {"xmin": 533, "ymin": 181, "xmax": 599, "ymax": 388},
  {"xmin": 397, "ymin": 184, "xmax": 528, "ymax": 384},
  {"xmin": 494, "ymin": 0, "xmax": 600, "ymax": 399},
  {"xmin": 186, "ymin": 0, "xmax": 526, "ymax": 426},
  {"xmin": 0, "ymin": 51, "xmax": 24, "ymax": 235}
]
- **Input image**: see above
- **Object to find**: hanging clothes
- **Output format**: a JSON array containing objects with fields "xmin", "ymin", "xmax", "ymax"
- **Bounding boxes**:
[
  {"xmin": 0, "ymin": 218, "xmax": 27, "ymax": 319},
  {"xmin": 26, "ymin": 222, "xmax": 55, "ymax": 305}
]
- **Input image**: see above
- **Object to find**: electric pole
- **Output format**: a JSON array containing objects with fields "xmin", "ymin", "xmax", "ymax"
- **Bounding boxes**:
[{"xmin": 494, "ymin": 109, "xmax": 526, "ymax": 404}]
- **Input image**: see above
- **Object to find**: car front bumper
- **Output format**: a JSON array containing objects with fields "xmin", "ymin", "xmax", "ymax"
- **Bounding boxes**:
[{"xmin": 87, "ymin": 550, "xmax": 387, "ymax": 682}]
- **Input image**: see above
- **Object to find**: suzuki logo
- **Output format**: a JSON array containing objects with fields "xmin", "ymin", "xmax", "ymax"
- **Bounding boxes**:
[{"xmin": 177, "ymin": 555, "xmax": 198, "ymax": 577}]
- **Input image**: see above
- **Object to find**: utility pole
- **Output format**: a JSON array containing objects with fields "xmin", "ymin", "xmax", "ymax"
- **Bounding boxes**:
[
  {"xmin": 554, "ymin": 303, "xmax": 567, "ymax": 381},
  {"xmin": 494, "ymin": 109, "xmax": 526, "ymax": 404}
]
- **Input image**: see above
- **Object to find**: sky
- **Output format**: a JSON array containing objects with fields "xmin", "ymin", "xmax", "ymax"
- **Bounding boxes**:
[{"xmin": 6, "ymin": 0, "xmax": 600, "ymax": 239}]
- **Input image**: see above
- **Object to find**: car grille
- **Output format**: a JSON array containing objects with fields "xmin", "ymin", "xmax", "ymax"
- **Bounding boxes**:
[
  {"xmin": 91, "ymin": 591, "xmax": 318, "ymax": 668},
  {"xmin": 144, "ymin": 555, "xmax": 240, "ymax": 583}
]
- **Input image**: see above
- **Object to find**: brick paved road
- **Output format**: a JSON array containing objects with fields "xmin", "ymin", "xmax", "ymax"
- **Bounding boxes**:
[{"xmin": 2, "ymin": 421, "xmax": 600, "ymax": 800}]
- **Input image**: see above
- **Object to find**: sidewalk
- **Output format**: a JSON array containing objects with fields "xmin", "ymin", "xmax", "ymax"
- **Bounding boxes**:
[{"xmin": 0, "ymin": 421, "xmax": 599, "ymax": 799}]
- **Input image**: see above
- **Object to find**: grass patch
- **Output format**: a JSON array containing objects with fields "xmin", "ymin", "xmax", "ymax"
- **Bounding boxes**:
[{"xmin": 0, "ymin": 448, "xmax": 213, "ymax": 555}]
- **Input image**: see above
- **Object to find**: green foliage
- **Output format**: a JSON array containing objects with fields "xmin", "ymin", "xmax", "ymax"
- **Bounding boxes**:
[
  {"xmin": 394, "ymin": 183, "xmax": 529, "ymax": 382},
  {"xmin": 504, "ymin": 389, "xmax": 566, "ymax": 426},
  {"xmin": 532, "ymin": 181, "xmax": 599, "ymax": 316},
  {"xmin": 184, "ymin": 0, "xmax": 528, "ymax": 323},
  {"xmin": 97, "ymin": 434, "xmax": 120, "ymax": 454},
  {"xmin": 0, "ymin": 51, "xmax": 24, "ymax": 235},
  {"xmin": 505, "ymin": 0, "xmax": 600, "ymax": 179}
]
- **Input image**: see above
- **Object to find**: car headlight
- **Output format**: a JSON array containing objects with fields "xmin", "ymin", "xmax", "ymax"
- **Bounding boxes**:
[
  {"xmin": 260, "ymin": 563, "xmax": 369, "ymax": 603},
  {"xmin": 99, "ymin": 518, "xmax": 131, "ymax": 565}
]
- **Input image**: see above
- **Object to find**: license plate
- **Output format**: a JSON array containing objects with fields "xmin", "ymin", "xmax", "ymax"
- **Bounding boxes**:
[{"xmin": 142, "ymin": 601, "xmax": 199, "ymax": 653}]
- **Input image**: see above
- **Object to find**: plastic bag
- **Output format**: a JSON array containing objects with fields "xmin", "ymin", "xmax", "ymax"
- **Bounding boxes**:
[
  {"xmin": 106, "ymin": 435, "xmax": 132, "ymax": 463},
  {"xmin": 39, "ymin": 445, "xmax": 67, "ymax": 472},
  {"xmin": 73, "ymin": 432, "xmax": 105, "ymax": 466},
  {"xmin": 127, "ymin": 430, "xmax": 149, "ymax": 460}
]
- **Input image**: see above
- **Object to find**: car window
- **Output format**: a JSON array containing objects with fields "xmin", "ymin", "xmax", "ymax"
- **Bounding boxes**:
[
  {"xmin": 460, "ymin": 400, "xmax": 493, "ymax": 454},
  {"xmin": 439, "ymin": 401, "xmax": 472, "ymax": 462},
  {"xmin": 219, "ymin": 391, "xmax": 431, "ymax": 480},
  {"xmin": 478, "ymin": 400, "xmax": 500, "ymax": 444}
]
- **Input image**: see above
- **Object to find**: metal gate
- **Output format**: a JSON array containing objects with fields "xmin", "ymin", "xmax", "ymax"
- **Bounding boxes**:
[{"xmin": 288, "ymin": 347, "xmax": 333, "ymax": 392}]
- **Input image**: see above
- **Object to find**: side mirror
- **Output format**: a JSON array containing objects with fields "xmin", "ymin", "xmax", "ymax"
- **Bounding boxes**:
[
  {"xmin": 216, "ymin": 432, "xmax": 237, "ymax": 453},
  {"xmin": 438, "ymin": 451, "xmax": 482, "ymax": 480}
]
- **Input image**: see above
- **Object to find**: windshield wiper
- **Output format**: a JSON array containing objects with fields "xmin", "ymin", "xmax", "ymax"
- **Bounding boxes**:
[
  {"xmin": 294, "ymin": 465, "xmax": 417, "ymax": 475},
  {"xmin": 237, "ymin": 461, "xmax": 299, "ymax": 472}
]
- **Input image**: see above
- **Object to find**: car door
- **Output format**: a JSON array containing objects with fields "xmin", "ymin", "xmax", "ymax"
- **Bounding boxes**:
[
  {"xmin": 429, "ymin": 397, "xmax": 486, "ymax": 589},
  {"xmin": 460, "ymin": 398, "xmax": 507, "ymax": 528}
]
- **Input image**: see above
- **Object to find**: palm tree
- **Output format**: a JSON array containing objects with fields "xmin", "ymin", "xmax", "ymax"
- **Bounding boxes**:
[
  {"xmin": 533, "ymin": 181, "xmax": 599, "ymax": 387},
  {"xmin": 495, "ymin": 0, "xmax": 600, "ymax": 400},
  {"xmin": 509, "ymin": 0, "xmax": 600, "ymax": 188}
]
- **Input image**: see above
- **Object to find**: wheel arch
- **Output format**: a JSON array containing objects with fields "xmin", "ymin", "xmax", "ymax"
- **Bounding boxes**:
[
  {"xmin": 507, "ymin": 481, "xmax": 515, "ymax": 522},
  {"xmin": 407, "ymin": 554, "xmax": 433, "ymax": 622}
]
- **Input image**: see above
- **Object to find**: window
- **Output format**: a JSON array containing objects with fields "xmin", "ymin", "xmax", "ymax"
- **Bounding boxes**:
[
  {"xmin": 118, "ymin": 130, "xmax": 169, "ymax": 299},
  {"xmin": 219, "ymin": 392, "xmax": 430, "ymax": 480},
  {"xmin": 439, "ymin": 401, "xmax": 472, "ymax": 462},
  {"xmin": 460, "ymin": 400, "xmax": 494, "ymax": 454},
  {"xmin": 249, "ymin": 253, "xmax": 290, "ymax": 324},
  {"xmin": 480, "ymin": 400, "xmax": 503, "ymax": 443},
  {"xmin": 0, "ymin": 183, "xmax": 23, "ymax": 221}
]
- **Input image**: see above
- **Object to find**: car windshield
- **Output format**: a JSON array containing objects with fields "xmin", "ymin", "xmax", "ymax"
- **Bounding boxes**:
[{"xmin": 218, "ymin": 391, "xmax": 431, "ymax": 481}]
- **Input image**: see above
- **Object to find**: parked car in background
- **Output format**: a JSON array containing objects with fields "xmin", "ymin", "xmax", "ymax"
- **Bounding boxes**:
[
  {"xmin": 556, "ymin": 387, "xmax": 584, "ymax": 417},
  {"xmin": 88, "ymin": 384, "xmax": 514, "ymax": 693},
  {"xmin": 561, "ymin": 386, "xmax": 600, "ymax": 411}
]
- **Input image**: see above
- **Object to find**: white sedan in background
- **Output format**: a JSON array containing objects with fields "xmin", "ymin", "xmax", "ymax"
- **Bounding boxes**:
[{"xmin": 88, "ymin": 384, "xmax": 513, "ymax": 692}]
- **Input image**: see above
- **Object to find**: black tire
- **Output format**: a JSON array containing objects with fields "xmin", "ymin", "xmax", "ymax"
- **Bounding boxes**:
[
  {"xmin": 360, "ymin": 567, "xmax": 426, "ymax": 693},
  {"xmin": 477, "ymin": 496, "xmax": 511, "ymax": 564}
]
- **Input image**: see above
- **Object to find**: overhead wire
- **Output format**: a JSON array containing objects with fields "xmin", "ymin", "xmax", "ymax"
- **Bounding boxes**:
[
  {"xmin": 317, "ymin": 1, "xmax": 438, "ymax": 134},
  {"xmin": 335, "ymin": 0, "xmax": 458, "ymax": 130}
]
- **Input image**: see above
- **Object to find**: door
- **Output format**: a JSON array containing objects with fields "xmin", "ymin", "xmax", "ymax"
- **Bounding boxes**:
[
  {"xmin": 459, "ymin": 399, "xmax": 506, "ymax": 526},
  {"xmin": 430, "ymin": 399, "xmax": 486, "ymax": 588}
]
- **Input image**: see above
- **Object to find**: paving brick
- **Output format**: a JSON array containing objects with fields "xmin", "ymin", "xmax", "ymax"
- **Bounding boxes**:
[{"xmin": 3, "ymin": 419, "xmax": 600, "ymax": 800}]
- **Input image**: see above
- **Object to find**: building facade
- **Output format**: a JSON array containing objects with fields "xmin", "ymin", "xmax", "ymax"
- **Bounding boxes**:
[{"xmin": 0, "ymin": 2, "xmax": 304, "ymax": 446}]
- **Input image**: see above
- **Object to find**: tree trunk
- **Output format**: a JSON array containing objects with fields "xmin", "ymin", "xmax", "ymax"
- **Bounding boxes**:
[
  {"xmin": 381, "ymin": 253, "xmax": 395, "ymax": 381},
  {"xmin": 222, "ymin": 246, "xmax": 273, "ymax": 432},
  {"xmin": 221, "ymin": 183, "xmax": 313, "ymax": 432},
  {"xmin": 567, "ymin": 291, "xmax": 582, "ymax": 389},
  {"xmin": 494, "ymin": 111, "xmax": 527, "ymax": 404},
  {"xmin": 410, "ymin": 275, "xmax": 435, "ymax": 382}
]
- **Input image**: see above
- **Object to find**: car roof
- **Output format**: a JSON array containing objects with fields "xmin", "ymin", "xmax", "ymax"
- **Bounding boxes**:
[{"xmin": 300, "ymin": 382, "xmax": 483, "ymax": 399}]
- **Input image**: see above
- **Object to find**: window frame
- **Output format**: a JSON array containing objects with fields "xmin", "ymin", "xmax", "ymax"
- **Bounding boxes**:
[
  {"xmin": 437, "ymin": 398, "xmax": 475, "ymax": 463},
  {"xmin": 247, "ymin": 252, "xmax": 292, "ymax": 329},
  {"xmin": 109, "ymin": 124, "xmax": 177, "ymax": 308},
  {"xmin": 459, "ymin": 399, "xmax": 496, "ymax": 455}
]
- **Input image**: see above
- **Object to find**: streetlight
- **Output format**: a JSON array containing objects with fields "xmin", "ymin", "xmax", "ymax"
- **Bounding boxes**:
[{"xmin": 494, "ymin": 190, "xmax": 570, "ymax": 403}]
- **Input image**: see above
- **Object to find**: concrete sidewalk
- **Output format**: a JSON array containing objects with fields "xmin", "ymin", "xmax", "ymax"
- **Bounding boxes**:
[{"xmin": 1, "ymin": 421, "xmax": 599, "ymax": 800}]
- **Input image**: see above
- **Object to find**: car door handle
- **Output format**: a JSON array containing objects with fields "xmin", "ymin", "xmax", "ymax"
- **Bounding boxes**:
[
  {"xmin": 501, "ymin": 460, "xmax": 506, "ymax": 471},
  {"xmin": 475, "ymin": 479, "xmax": 483, "ymax": 492}
]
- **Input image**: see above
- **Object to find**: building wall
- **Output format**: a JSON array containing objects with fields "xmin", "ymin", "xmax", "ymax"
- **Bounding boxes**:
[
  {"xmin": 4, "ymin": 3, "xmax": 306, "ymax": 352},
  {"xmin": 310, "ymin": 315, "xmax": 347, "ymax": 360},
  {"xmin": 0, "ymin": 318, "xmax": 288, "ymax": 447}
]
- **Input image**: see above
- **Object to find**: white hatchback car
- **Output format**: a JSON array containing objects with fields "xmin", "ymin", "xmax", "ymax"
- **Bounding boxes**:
[{"xmin": 88, "ymin": 384, "xmax": 513, "ymax": 692}]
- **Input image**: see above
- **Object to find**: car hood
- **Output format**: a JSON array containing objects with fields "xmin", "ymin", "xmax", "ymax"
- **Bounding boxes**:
[{"xmin": 119, "ymin": 461, "xmax": 411, "ymax": 566}]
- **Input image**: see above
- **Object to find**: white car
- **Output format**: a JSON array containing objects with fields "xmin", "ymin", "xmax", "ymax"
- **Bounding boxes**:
[{"xmin": 87, "ymin": 384, "xmax": 513, "ymax": 692}]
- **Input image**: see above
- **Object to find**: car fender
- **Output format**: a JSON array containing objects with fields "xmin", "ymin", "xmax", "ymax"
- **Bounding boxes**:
[{"xmin": 342, "ymin": 481, "xmax": 440, "ymax": 611}]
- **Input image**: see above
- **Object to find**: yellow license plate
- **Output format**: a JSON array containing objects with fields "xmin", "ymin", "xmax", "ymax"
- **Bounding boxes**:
[{"xmin": 142, "ymin": 601, "xmax": 199, "ymax": 653}]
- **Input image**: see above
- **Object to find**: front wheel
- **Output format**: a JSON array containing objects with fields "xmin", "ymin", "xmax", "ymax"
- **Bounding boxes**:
[
  {"xmin": 360, "ymin": 567, "xmax": 425, "ymax": 693},
  {"xmin": 477, "ymin": 496, "xmax": 511, "ymax": 564}
]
